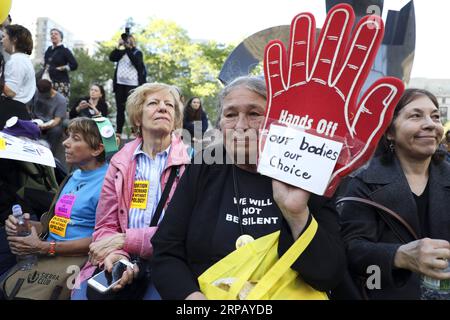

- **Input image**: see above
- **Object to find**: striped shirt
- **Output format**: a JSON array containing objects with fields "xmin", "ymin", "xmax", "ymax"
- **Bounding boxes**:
[{"xmin": 128, "ymin": 143, "xmax": 170, "ymax": 229}]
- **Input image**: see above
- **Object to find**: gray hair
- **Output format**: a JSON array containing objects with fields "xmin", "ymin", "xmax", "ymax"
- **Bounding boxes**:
[
  {"xmin": 50, "ymin": 28, "xmax": 64, "ymax": 40},
  {"xmin": 216, "ymin": 76, "xmax": 267, "ymax": 127}
]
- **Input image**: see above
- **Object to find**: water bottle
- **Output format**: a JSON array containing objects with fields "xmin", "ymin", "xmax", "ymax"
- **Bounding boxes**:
[
  {"xmin": 420, "ymin": 264, "xmax": 450, "ymax": 300},
  {"xmin": 12, "ymin": 204, "xmax": 37, "ymax": 270}
]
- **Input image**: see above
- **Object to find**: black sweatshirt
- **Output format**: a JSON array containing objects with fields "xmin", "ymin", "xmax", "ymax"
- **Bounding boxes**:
[
  {"xmin": 44, "ymin": 45, "xmax": 78, "ymax": 83},
  {"xmin": 151, "ymin": 151, "xmax": 346, "ymax": 300}
]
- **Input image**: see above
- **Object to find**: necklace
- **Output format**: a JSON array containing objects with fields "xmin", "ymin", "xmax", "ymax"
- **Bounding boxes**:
[{"xmin": 232, "ymin": 165, "xmax": 255, "ymax": 249}]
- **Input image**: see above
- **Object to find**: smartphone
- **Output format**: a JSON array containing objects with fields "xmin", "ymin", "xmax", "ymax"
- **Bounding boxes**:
[{"xmin": 87, "ymin": 259, "xmax": 134, "ymax": 293}]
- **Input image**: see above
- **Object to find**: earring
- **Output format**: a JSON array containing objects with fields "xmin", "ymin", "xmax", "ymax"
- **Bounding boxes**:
[{"xmin": 389, "ymin": 141, "xmax": 395, "ymax": 153}]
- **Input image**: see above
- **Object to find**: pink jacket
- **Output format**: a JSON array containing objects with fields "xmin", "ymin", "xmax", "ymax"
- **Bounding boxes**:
[{"xmin": 77, "ymin": 134, "xmax": 191, "ymax": 283}]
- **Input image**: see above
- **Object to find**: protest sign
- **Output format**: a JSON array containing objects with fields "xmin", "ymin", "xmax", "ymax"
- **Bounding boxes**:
[
  {"xmin": 259, "ymin": 124, "xmax": 343, "ymax": 195},
  {"xmin": 0, "ymin": 132, "xmax": 56, "ymax": 167},
  {"xmin": 258, "ymin": 3, "xmax": 404, "ymax": 196}
]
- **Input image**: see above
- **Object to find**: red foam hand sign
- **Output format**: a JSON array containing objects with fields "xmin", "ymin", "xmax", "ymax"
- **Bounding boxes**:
[{"xmin": 261, "ymin": 4, "xmax": 405, "ymax": 197}]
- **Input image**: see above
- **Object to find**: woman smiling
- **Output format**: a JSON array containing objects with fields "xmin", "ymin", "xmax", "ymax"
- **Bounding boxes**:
[{"xmin": 340, "ymin": 89, "xmax": 450, "ymax": 300}]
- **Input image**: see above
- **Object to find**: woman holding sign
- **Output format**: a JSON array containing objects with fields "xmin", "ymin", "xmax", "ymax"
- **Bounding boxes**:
[
  {"xmin": 1, "ymin": 117, "xmax": 110, "ymax": 299},
  {"xmin": 72, "ymin": 83, "xmax": 191, "ymax": 300},
  {"xmin": 151, "ymin": 76, "xmax": 346, "ymax": 300},
  {"xmin": 340, "ymin": 89, "xmax": 450, "ymax": 300}
]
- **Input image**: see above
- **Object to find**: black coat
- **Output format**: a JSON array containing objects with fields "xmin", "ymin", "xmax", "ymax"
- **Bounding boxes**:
[
  {"xmin": 109, "ymin": 47, "xmax": 146, "ymax": 91},
  {"xmin": 340, "ymin": 156, "xmax": 450, "ymax": 299},
  {"xmin": 151, "ymin": 149, "xmax": 346, "ymax": 300},
  {"xmin": 44, "ymin": 45, "xmax": 78, "ymax": 83}
]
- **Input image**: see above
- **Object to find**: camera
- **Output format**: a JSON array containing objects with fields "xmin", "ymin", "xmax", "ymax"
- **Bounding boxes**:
[{"xmin": 121, "ymin": 27, "xmax": 131, "ymax": 43}]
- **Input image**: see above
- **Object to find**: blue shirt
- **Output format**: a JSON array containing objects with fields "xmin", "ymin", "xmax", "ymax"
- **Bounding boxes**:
[
  {"xmin": 47, "ymin": 163, "xmax": 108, "ymax": 242},
  {"xmin": 128, "ymin": 143, "xmax": 170, "ymax": 228}
]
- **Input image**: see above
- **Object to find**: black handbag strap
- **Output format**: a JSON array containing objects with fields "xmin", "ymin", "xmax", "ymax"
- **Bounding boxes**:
[
  {"xmin": 149, "ymin": 166, "xmax": 178, "ymax": 227},
  {"xmin": 336, "ymin": 196, "xmax": 419, "ymax": 242}
]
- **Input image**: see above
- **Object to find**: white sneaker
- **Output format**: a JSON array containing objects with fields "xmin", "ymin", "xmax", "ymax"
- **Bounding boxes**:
[{"xmin": 120, "ymin": 133, "xmax": 128, "ymax": 140}]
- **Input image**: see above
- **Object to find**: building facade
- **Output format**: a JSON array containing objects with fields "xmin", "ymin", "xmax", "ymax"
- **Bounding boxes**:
[{"xmin": 409, "ymin": 78, "xmax": 450, "ymax": 123}]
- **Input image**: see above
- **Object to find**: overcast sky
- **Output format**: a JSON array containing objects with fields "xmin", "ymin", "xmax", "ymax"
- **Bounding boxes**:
[{"xmin": 9, "ymin": 0, "xmax": 450, "ymax": 79}]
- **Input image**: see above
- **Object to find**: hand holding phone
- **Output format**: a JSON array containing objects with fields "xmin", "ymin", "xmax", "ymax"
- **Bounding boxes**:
[
  {"xmin": 78, "ymin": 100, "xmax": 90, "ymax": 111},
  {"xmin": 87, "ymin": 259, "xmax": 135, "ymax": 293}
]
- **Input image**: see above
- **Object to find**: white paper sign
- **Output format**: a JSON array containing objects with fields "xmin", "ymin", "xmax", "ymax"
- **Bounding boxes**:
[
  {"xmin": 0, "ymin": 132, "xmax": 56, "ymax": 167},
  {"xmin": 258, "ymin": 124, "xmax": 343, "ymax": 195}
]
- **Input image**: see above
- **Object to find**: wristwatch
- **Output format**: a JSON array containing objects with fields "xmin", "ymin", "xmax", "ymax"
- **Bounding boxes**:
[{"xmin": 48, "ymin": 241, "xmax": 56, "ymax": 256}]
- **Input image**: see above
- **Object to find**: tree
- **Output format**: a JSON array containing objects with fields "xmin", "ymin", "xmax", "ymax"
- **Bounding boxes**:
[
  {"xmin": 132, "ymin": 18, "xmax": 234, "ymax": 122},
  {"xmin": 70, "ymin": 18, "xmax": 234, "ymax": 129},
  {"xmin": 190, "ymin": 41, "xmax": 234, "ymax": 121}
]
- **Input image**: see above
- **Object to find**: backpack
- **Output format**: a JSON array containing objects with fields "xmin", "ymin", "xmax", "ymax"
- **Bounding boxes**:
[{"xmin": 0, "ymin": 159, "xmax": 59, "ymax": 225}]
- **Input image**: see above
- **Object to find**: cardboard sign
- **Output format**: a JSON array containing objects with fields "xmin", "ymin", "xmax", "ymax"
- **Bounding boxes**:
[
  {"xmin": 0, "ymin": 132, "xmax": 55, "ymax": 167},
  {"xmin": 130, "ymin": 181, "xmax": 149, "ymax": 209},
  {"xmin": 258, "ymin": 124, "xmax": 343, "ymax": 195},
  {"xmin": 259, "ymin": 4, "xmax": 404, "ymax": 196}
]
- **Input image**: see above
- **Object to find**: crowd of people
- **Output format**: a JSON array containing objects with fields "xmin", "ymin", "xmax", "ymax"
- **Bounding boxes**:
[{"xmin": 0, "ymin": 11, "xmax": 449, "ymax": 302}]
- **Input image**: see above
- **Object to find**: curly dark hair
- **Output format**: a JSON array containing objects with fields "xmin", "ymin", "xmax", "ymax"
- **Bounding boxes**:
[{"xmin": 5, "ymin": 24, "xmax": 33, "ymax": 55}]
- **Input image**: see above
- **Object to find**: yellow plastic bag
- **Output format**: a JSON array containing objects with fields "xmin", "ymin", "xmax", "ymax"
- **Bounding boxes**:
[{"xmin": 198, "ymin": 217, "xmax": 328, "ymax": 300}]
